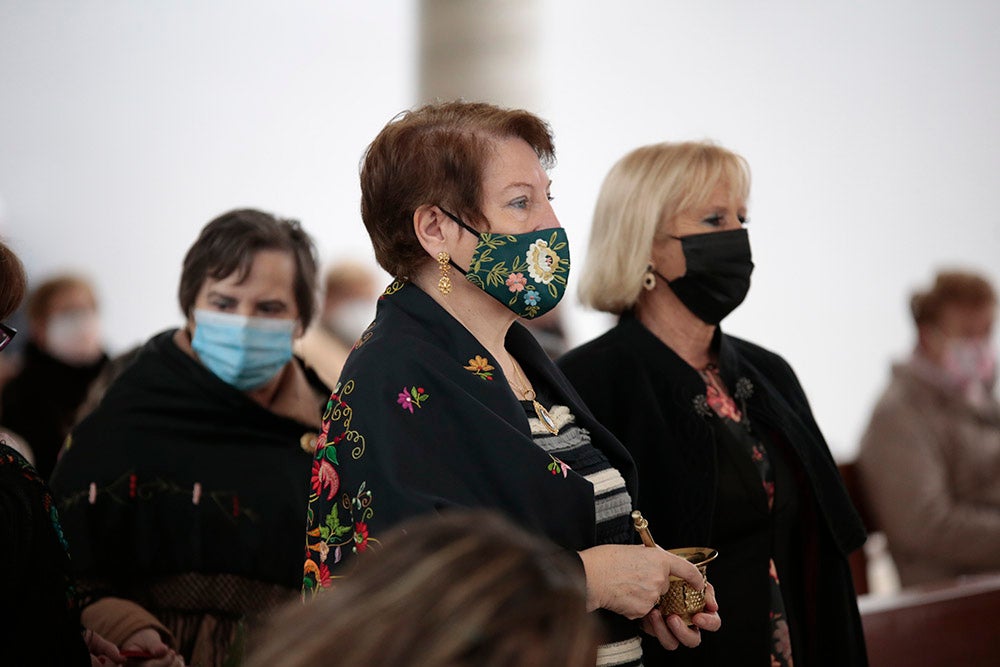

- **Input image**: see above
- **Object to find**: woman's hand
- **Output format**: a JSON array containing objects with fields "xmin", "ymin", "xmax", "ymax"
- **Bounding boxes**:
[
  {"xmin": 120, "ymin": 628, "xmax": 184, "ymax": 667},
  {"xmin": 640, "ymin": 583, "xmax": 721, "ymax": 649},
  {"xmin": 83, "ymin": 628, "xmax": 124, "ymax": 665},
  {"xmin": 579, "ymin": 544, "xmax": 721, "ymax": 650}
]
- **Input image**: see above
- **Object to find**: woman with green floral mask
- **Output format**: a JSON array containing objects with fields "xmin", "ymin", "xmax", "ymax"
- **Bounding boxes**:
[{"xmin": 302, "ymin": 101, "xmax": 718, "ymax": 667}]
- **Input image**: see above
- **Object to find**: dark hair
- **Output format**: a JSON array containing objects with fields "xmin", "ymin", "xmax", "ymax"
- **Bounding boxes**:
[
  {"xmin": 360, "ymin": 101, "xmax": 556, "ymax": 278},
  {"xmin": 248, "ymin": 511, "xmax": 599, "ymax": 667},
  {"xmin": 27, "ymin": 275, "xmax": 96, "ymax": 324},
  {"xmin": 910, "ymin": 270, "xmax": 997, "ymax": 326},
  {"xmin": 0, "ymin": 240, "xmax": 27, "ymax": 320},
  {"xmin": 178, "ymin": 209, "xmax": 319, "ymax": 326}
]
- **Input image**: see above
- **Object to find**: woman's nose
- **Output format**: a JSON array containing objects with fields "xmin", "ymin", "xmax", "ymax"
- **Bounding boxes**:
[{"xmin": 537, "ymin": 200, "xmax": 561, "ymax": 231}]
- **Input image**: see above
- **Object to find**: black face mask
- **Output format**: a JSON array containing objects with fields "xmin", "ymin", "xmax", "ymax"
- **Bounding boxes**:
[{"xmin": 656, "ymin": 228, "xmax": 754, "ymax": 325}]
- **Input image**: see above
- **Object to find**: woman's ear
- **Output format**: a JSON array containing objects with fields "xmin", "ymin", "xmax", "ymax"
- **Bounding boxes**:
[{"xmin": 413, "ymin": 205, "xmax": 452, "ymax": 258}]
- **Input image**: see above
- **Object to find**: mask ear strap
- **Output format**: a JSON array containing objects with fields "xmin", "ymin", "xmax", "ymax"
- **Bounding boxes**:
[
  {"xmin": 439, "ymin": 207, "xmax": 482, "ymax": 237},
  {"xmin": 437, "ymin": 207, "xmax": 475, "ymax": 276}
]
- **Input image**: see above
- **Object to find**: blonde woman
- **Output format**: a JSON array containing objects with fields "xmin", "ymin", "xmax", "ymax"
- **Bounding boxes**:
[{"xmin": 559, "ymin": 142, "xmax": 867, "ymax": 666}]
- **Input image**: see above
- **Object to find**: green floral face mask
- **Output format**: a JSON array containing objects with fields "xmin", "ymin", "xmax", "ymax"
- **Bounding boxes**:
[{"xmin": 441, "ymin": 209, "xmax": 570, "ymax": 319}]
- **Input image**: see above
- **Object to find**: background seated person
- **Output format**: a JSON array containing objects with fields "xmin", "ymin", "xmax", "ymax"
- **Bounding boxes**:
[{"xmin": 859, "ymin": 269, "xmax": 1000, "ymax": 587}]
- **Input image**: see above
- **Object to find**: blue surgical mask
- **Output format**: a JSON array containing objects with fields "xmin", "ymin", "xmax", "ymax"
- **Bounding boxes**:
[{"xmin": 191, "ymin": 309, "xmax": 296, "ymax": 391}]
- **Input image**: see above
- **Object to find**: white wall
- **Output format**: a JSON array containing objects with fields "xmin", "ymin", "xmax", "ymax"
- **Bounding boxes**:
[
  {"xmin": 2, "ymin": 1, "xmax": 998, "ymax": 459},
  {"xmin": 0, "ymin": 0, "xmax": 415, "ymax": 340}
]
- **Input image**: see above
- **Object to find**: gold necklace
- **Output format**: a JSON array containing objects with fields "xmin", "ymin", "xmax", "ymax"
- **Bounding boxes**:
[{"xmin": 510, "ymin": 361, "xmax": 559, "ymax": 435}]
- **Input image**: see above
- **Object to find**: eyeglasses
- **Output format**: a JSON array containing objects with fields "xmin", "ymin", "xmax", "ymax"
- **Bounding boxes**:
[{"xmin": 0, "ymin": 322, "xmax": 17, "ymax": 352}]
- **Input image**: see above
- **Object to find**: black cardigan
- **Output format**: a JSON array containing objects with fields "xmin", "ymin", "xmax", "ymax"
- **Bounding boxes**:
[{"xmin": 558, "ymin": 313, "xmax": 868, "ymax": 666}]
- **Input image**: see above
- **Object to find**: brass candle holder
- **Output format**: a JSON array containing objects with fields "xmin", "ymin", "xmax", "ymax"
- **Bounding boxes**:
[{"xmin": 631, "ymin": 511, "xmax": 718, "ymax": 625}]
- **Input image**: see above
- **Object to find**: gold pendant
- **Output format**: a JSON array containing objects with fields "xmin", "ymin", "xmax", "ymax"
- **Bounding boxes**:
[{"xmin": 533, "ymin": 400, "xmax": 559, "ymax": 435}]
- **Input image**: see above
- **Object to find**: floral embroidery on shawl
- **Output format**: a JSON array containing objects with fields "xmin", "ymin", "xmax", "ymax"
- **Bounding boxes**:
[
  {"xmin": 464, "ymin": 355, "xmax": 495, "ymax": 381},
  {"xmin": 380, "ymin": 280, "xmax": 406, "ymax": 299},
  {"xmin": 547, "ymin": 454, "xmax": 571, "ymax": 478},
  {"xmin": 304, "ymin": 380, "xmax": 379, "ymax": 596},
  {"xmin": 397, "ymin": 386, "xmax": 429, "ymax": 413}
]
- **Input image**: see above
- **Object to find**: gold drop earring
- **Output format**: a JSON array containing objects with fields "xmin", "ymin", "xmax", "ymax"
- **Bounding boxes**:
[{"xmin": 437, "ymin": 251, "xmax": 453, "ymax": 295}]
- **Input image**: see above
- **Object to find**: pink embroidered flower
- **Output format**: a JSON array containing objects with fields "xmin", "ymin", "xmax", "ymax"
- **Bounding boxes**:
[
  {"xmin": 397, "ymin": 388, "xmax": 414, "ymax": 413},
  {"xmin": 317, "ymin": 419, "xmax": 331, "ymax": 448},
  {"xmin": 354, "ymin": 522, "xmax": 370, "ymax": 553},
  {"xmin": 763, "ymin": 481, "xmax": 775, "ymax": 511},
  {"xmin": 505, "ymin": 272, "xmax": 527, "ymax": 292},
  {"xmin": 88, "ymin": 482, "xmax": 97, "ymax": 505},
  {"xmin": 192, "ymin": 482, "xmax": 202, "ymax": 505},
  {"xmin": 317, "ymin": 540, "xmax": 330, "ymax": 563},
  {"xmin": 311, "ymin": 459, "xmax": 340, "ymax": 500},
  {"xmin": 397, "ymin": 386, "xmax": 429, "ymax": 412},
  {"xmin": 751, "ymin": 446, "xmax": 764, "ymax": 463}
]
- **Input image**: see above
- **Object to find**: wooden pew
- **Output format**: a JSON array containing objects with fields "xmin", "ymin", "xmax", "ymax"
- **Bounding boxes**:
[
  {"xmin": 859, "ymin": 574, "xmax": 1000, "ymax": 666},
  {"xmin": 839, "ymin": 461, "xmax": 879, "ymax": 595}
]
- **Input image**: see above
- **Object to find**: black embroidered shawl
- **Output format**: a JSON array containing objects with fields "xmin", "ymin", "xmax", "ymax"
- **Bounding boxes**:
[
  {"xmin": 50, "ymin": 330, "xmax": 323, "ymax": 593},
  {"xmin": 304, "ymin": 282, "xmax": 638, "ymax": 591}
]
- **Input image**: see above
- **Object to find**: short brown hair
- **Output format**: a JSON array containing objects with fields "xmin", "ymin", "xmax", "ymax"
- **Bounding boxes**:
[
  {"xmin": 247, "ymin": 511, "xmax": 599, "ymax": 667},
  {"xmin": 27, "ymin": 275, "xmax": 96, "ymax": 324},
  {"xmin": 0, "ymin": 240, "xmax": 27, "ymax": 320},
  {"xmin": 360, "ymin": 101, "xmax": 556, "ymax": 278},
  {"xmin": 178, "ymin": 209, "xmax": 318, "ymax": 326},
  {"xmin": 911, "ymin": 270, "xmax": 997, "ymax": 326}
]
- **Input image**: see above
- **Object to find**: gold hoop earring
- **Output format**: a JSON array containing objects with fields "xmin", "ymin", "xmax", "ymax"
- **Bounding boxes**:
[
  {"xmin": 437, "ymin": 252, "xmax": 453, "ymax": 295},
  {"xmin": 642, "ymin": 266, "xmax": 657, "ymax": 291}
]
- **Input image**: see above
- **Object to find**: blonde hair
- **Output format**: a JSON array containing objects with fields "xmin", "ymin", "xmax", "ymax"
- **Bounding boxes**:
[
  {"xmin": 247, "ymin": 511, "xmax": 599, "ymax": 667},
  {"xmin": 578, "ymin": 141, "xmax": 751, "ymax": 314}
]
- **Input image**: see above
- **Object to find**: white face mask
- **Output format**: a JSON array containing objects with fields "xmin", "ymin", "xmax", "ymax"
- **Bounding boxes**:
[
  {"xmin": 45, "ymin": 310, "xmax": 104, "ymax": 366},
  {"xmin": 325, "ymin": 299, "xmax": 375, "ymax": 344}
]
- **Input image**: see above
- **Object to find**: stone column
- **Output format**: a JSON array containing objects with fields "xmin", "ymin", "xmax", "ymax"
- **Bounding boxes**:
[{"xmin": 418, "ymin": 0, "xmax": 541, "ymax": 109}]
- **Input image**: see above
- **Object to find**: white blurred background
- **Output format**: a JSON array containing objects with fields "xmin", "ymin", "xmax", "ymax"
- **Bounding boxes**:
[{"xmin": 1, "ymin": 0, "xmax": 998, "ymax": 460}]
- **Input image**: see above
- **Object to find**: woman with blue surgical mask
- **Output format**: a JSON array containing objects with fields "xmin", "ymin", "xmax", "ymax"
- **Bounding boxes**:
[{"xmin": 50, "ymin": 209, "xmax": 328, "ymax": 667}]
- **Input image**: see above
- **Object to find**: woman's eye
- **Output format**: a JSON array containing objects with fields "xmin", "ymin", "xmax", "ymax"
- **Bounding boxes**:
[
  {"xmin": 509, "ymin": 197, "xmax": 529, "ymax": 210},
  {"xmin": 210, "ymin": 299, "xmax": 236, "ymax": 310},
  {"xmin": 702, "ymin": 214, "xmax": 724, "ymax": 227},
  {"xmin": 258, "ymin": 302, "xmax": 288, "ymax": 315},
  {"xmin": 739, "ymin": 215, "xmax": 749, "ymax": 225},
  {"xmin": 546, "ymin": 194, "xmax": 554, "ymax": 202}
]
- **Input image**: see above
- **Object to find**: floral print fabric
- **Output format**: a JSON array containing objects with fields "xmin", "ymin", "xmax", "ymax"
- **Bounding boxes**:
[
  {"xmin": 699, "ymin": 365, "xmax": 795, "ymax": 667},
  {"xmin": 464, "ymin": 230, "xmax": 570, "ymax": 319}
]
